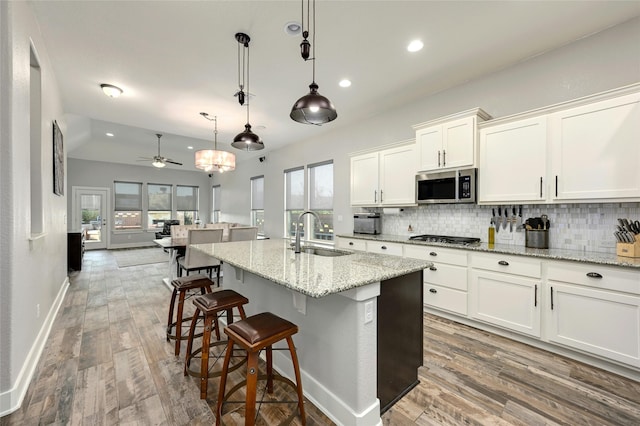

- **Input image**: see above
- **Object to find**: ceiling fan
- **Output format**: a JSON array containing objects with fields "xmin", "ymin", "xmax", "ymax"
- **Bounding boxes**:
[{"xmin": 138, "ymin": 134, "xmax": 183, "ymax": 168}]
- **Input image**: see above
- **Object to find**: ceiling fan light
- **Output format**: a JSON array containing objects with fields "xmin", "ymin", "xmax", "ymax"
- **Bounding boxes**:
[
  {"xmin": 290, "ymin": 82, "xmax": 337, "ymax": 125},
  {"xmin": 152, "ymin": 159, "xmax": 166, "ymax": 168},
  {"xmin": 231, "ymin": 124, "xmax": 264, "ymax": 151}
]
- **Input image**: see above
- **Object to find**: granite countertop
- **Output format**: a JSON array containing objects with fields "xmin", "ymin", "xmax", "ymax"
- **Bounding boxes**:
[
  {"xmin": 338, "ymin": 233, "xmax": 640, "ymax": 269},
  {"xmin": 191, "ymin": 238, "xmax": 432, "ymax": 298}
]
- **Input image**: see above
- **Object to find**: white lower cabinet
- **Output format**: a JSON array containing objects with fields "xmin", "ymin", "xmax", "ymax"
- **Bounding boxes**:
[
  {"xmin": 366, "ymin": 241, "xmax": 403, "ymax": 256},
  {"xmin": 546, "ymin": 262, "xmax": 640, "ymax": 368},
  {"xmin": 336, "ymin": 237, "xmax": 367, "ymax": 251},
  {"xmin": 469, "ymin": 253, "xmax": 541, "ymax": 338},
  {"xmin": 405, "ymin": 245, "xmax": 468, "ymax": 315}
]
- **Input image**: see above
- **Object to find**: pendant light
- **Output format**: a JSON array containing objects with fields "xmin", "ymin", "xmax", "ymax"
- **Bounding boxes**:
[
  {"xmin": 195, "ymin": 112, "xmax": 236, "ymax": 173},
  {"xmin": 231, "ymin": 32, "xmax": 264, "ymax": 151},
  {"xmin": 290, "ymin": 0, "xmax": 337, "ymax": 125}
]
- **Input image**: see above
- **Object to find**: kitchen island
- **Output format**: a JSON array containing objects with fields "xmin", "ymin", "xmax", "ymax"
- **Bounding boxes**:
[{"xmin": 192, "ymin": 238, "xmax": 431, "ymax": 426}]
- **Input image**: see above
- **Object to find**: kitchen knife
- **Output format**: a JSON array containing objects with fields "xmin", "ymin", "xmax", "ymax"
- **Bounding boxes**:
[
  {"xmin": 496, "ymin": 207, "xmax": 501, "ymax": 233},
  {"xmin": 633, "ymin": 220, "xmax": 640, "ymax": 234},
  {"xmin": 510, "ymin": 207, "xmax": 516, "ymax": 232},
  {"xmin": 492, "ymin": 208, "xmax": 496, "ymax": 230},
  {"xmin": 516, "ymin": 205, "xmax": 523, "ymax": 231},
  {"xmin": 614, "ymin": 231, "xmax": 622, "ymax": 242},
  {"xmin": 503, "ymin": 208, "xmax": 508, "ymax": 230}
]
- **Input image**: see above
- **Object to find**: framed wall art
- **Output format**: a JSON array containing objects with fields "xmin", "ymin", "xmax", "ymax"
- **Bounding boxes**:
[{"xmin": 53, "ymin": 120, "xmax": 64, "ymax": 196}]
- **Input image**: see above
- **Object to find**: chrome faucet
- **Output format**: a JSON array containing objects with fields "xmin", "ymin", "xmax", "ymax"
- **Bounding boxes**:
[{"xmin": 294, "ymin": 210, "xmax": 322, "ymax": 253}]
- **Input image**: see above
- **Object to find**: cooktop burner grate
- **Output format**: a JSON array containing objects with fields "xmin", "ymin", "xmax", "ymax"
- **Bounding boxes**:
[{"xmin": 408, "ymin": 234, "xmax": 481, "ymax": 245}]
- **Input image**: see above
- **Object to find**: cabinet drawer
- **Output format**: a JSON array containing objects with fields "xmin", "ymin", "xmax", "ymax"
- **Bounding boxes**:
[
  {"xmin": 404, "ymin": 245, "xmax": 467, "ymax": 266},
  {"xmin": 471, "ymin": 252, "xmax": 541, "ymax": 278},
  {"xmin": 547, "ymin": 261, "xmax": 640, "ymax": 295},
  {"xmin": 424, "ymin": 284, "xmax": 467, "ymax": 316},
  {"xmin": 424, "ymin": 263, "xmax": 467, "ymax": 291},
  {"xmin": 336, "ymin": 237, "xmax": 367, "ymax": 251},
  {"xmin": 367, "ymin": 241, "xmax": 403, "ymax": 256}
]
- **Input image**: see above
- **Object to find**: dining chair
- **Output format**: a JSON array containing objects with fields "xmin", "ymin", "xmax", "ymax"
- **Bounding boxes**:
[
  {"xmin": 228, "ymin": 226, "xmax": 259, "ymax": 242},
  {"xmin": 178, "ymin": 228, "xmax": 224, "ymax": 282}
]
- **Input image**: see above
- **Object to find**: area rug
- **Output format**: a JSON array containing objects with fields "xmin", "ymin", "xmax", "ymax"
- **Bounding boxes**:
[{"xmin": 113, "ymin": 247, "xmax": 170, "ymax": 268}]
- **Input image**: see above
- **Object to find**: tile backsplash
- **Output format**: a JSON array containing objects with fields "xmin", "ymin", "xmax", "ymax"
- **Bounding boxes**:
[{"xmin": 363, "ymin": 202, "xmax": 640, "ymax": 254}]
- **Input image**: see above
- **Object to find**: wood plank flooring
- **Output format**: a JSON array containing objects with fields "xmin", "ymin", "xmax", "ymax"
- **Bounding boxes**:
[{"xmin": 2, "ymin": 248, "xmax": 639, "ymax": 425}]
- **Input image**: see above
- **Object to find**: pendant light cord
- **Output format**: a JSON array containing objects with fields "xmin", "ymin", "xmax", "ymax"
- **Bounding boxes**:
[
  {"xmin": 312, "ymin": 0, "xmax": 316, "ymax": 83},
  {"xmin": 246, "ymin": 41, "xmax": 250, "ymax": 125}
]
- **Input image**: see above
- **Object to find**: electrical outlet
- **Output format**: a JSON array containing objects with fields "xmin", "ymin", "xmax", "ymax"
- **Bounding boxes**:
[
  {"xmin": 364, "ymin": 301, "xmax": 373, "ymax": 324},
  {"xmin": 36, "ymin": 304, "xmax": 40, "ymax": 318}
]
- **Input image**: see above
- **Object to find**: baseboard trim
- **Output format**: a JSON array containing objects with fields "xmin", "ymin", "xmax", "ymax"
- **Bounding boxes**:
[
  {"xmin": 0, "ymin": 277, "xmax": 70, "ymax": 417},
  {"xmin": 108, "ymin": 242, "xmax": 156, "ymax": 250}
]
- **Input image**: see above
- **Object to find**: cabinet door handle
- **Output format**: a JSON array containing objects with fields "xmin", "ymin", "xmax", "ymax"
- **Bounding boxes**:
[
  {"xmin": 442, "ymin": 150, "xmax": 446, "ymax": 167},
  {"xmin": 381, "ymin": 246, "xmax": 387, "ymax": 250},
  {"xmin": 429, "ymin": 265, "xmax": 437, "ymax": 271},
  {"xmin": 429, "ymin": 288, "xmax": 437, "ymax": 294},
  {"xmin": 550, "ymin": 286, "xmax": 554, "ymax": 310},
  {"xmin": 438, "ymin": 150, "xmax": 441, "ymax": 167},
  {"xmin": 374, "ymin": 190, "xmax": 377, "ymax": 203},
  {"xmin": 429, "ymin": 251, "xmax": 437, "ymax": 256},
  {"xmin": 534, "ymin": 284, "xmax": 538, "ymax": 307},
  {"xmin": 586, "ymin": 272, "xmax": 603, "ymax": 279},
  {"xmin": 555, "ymin": 175, "xmax": 558, "ymax": 197},
  {"xmin": 540, "ymin": 177, "xmax": 543, "ymax": 198},
  {"xmin": 380, "ymin": 190, "xmax": 383, "ymax": 203},
  {"xmin": 498, "ymin": 260, "xmax": 509, "ymax": 266}
]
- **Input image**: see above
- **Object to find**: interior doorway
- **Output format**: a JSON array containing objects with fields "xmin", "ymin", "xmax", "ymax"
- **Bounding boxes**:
[{"xmin": 72, "ymin": 186, "xmax": 110, "ymax": 250}]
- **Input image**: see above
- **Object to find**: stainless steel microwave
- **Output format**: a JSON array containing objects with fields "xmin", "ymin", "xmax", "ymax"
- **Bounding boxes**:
[{"xmin": 416, "ymin": 168, "xmax": 477, "ymax": 204}]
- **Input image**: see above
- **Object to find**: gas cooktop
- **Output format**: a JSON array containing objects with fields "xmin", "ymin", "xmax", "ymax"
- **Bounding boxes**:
[{"xmin": 408, "ymin": 234, "xmax": 481, "ymax": 245}]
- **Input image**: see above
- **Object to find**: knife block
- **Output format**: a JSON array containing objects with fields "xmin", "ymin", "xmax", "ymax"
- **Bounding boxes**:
[{"xmin": 616, "ymin": 234, "xmax": 640, "ymax": 258}]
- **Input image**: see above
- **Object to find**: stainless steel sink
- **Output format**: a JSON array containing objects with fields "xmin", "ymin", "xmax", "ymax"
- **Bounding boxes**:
[{"xmin": 298, "ymin": 247, "xmax": 353, "ymax": 257}]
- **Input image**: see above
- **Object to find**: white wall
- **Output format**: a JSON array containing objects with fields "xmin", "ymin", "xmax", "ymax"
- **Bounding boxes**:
[
  {"xmin": 214, "ymin": 17, "xmax": 640, "ymax": 241},
  {"xmin": 66, "ymin": 158, "xmax": 213, "ymax": 247},
  {"xmin": 0, "ymin": 1, "xmax": 68, "ymax": 415}
]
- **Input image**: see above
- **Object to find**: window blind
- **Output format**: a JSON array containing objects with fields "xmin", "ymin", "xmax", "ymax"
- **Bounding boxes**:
[
  {"xmin": 285, "ymin": 167, "xmax": 304, "ymax": 210},
  {"xmin": 176, "ymin": 185, "xmax": 198, "ymax": 210},
  {"xmin": 309, "ymin": 161, "xmax": 333, "ymax": 210},
  {"xmin": 148, "ymin": 183, "xmax": 172, "ymax": 211},
  {"xmin": 250, "ymin": 176, "xmax": 264, "ymax": 210},
  {"xmin": 114, "ymin": 181, "xmax": 142, "ymax": 211}
]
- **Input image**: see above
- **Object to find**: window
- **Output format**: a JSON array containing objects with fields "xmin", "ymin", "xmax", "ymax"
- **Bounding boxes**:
[
  {"xmin": 211, "ymin": 185, "xmax": 221, "ymax": 223},
  {"xmin": 284, "ymin": 167, "xmax": 305, "ymax": 239},
  {"xmin": 250, "ymin": 176, "xmax": 264, "ymax": 235},
  {"xmin": 176, "ymin": 185, "xmax": 199, "ymax": 225},
  {"xmin": 284, "ymin": 162, "xmax": 334, "ymax": 242},
  {"xmin": 114, "ymin": 181, "xmax": 142, "ymax": 230},
  {"xmin": 309, "ymin": 161, "xmax": 334, "ymax": 241},
  {"xmin": 147, "ymin": 183, "xmax": 172, "ymax": 230}
]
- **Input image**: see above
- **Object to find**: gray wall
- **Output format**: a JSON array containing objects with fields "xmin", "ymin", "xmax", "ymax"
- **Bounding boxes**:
[
  {"xmin": 66, "ymin": 158, "xmax": 213, "ymax": 247},
  {"xmin": 214, "ymin": 17, "xmax": 640, "ymax": 244}
]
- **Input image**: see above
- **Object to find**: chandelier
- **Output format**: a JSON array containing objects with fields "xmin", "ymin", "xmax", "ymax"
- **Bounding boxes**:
[{"xmin": 195, "ymin": 113, "xmax": 236, "ymax": 173}]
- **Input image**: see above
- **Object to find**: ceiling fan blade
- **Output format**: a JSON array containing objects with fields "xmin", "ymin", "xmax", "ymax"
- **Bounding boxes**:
[
  {"xmin": 164, "ymin": 160, "xmax": 183, "ymax": 166},
  {"xmin": 137, "ymin": 157, "xmax": 153, "ymax": 161}
]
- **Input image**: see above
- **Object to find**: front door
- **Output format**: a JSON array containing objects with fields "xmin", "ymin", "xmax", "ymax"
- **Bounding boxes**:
[{"xmin": 73, "ymin": 186, "xmax": 109, "ymax": 250}]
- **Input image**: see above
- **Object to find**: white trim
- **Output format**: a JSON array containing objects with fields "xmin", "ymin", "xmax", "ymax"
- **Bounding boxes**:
[
  {"xmin": 0, "ymin": 277, "xmax": 70, "ymax": 417},
  {"xmin": 109, "ymin": 242, "xmax": 156, "ymax": 250}
]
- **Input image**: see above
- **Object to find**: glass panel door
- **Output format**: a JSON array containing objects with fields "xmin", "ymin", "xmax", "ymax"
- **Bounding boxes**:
[{"xmin": 73, "ymin": 187, "xmax": 109, "ymax": 250}]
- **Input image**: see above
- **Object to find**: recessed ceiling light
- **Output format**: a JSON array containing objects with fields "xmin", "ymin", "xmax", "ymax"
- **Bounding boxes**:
[
  {"xmin": 187, "ymin": 146, "xmax": 193, "ymax": 150},
  {"xmin": 106, "ymin": 132, "xmax": 114, "ymax": 137},
  {"xmin": 100, "ymin": 83, "xmax": 123, "ymax": 98},
  {"xmin": 339, "ymin": 79, "xmax": 352, "ymax": 88},
  {"xmin": 407, "ymin": 40, "xmax": 424, "ymax": 53},
  {"xmin": 284, "ymin": 21, "xmax": 302, "ymax": 36}
]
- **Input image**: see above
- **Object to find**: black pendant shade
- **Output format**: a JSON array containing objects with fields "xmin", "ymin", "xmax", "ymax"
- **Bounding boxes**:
[
  {"xmin": 290, "ymin": 82, "xmax": 337, "ymax": 125},
  {"xmin": 231, "ymin": 123, "xmax": 264, "ymax": 151}
]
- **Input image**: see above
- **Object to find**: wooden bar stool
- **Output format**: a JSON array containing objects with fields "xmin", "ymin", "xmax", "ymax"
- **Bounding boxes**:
[
  {"xmin": 167, "ymin": 274, "xmax": 214, "ymax": 356},
  {"xmin": 216, "ymin": 312, "xmax": 306, "ymax": 426},
  {"xmin": 184, "ymin": 290, "xmax": 249, "ymax": 399}
]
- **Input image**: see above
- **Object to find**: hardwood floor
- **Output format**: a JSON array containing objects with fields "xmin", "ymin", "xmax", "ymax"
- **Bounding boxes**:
[{"xmin": 2, "ymin": 248, "xmax": 639, "ymax": 425}]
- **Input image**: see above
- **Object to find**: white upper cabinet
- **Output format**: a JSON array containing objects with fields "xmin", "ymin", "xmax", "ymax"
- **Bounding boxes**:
[
  {"xmin": 414, "ymin": 108, "xmax": 491, "ymax": 172},
  {"xmin": 478, "ymin": 116, "xmax": 548, "ymax": 203},
  {"xmin": 549, "ymin": 91, "xmax": 640, "ymax": 201},
  {"xmin": 350, "ymin": 141, "xmax": 417, "ymax": 207},
  {"xmin": 477, "ymin": 84, "xmax": 640, "ymax": 204}
]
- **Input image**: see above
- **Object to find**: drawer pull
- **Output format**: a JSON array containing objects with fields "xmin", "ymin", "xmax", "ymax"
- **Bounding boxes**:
[
  {"xmin": 381, "ymin": 245, "xmax": 387, "ymax": 250},
  {"xmin": 429, "ymin": 265, "xmax": 437, "ymax": 271},
  {"xmin": 586, "ymin": 272, "xmax": 603, "ymax": 279},
  {"xmin": 429, "ymin": 252, "xmax": 437, "ymax": 257},
  {"xmin": 498, "ymin": 260, "xmax": 509, "ymax": 266},
  {"xmin": 349, "ymin": 242, "xmax": 354, "ymax": 246},
  {"xmin": 429, "ymin": 288, "xmax": 437, "ymax": 294}
]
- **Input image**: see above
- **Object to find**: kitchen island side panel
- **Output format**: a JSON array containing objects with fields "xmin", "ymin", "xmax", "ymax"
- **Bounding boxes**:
[{"xmin": 377, "ymin": 270, "xmax": 424, "ymax": 413}]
